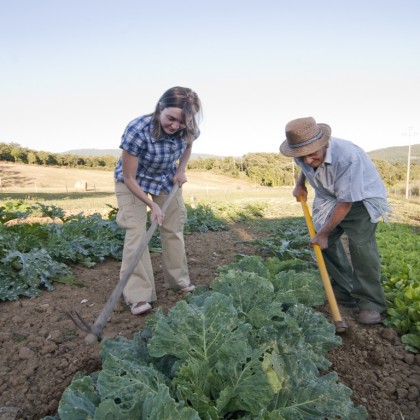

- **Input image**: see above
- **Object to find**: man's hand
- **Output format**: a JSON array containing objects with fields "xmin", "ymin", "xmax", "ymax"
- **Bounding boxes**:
[
  {"xmin": 310, "ymin": 232, "xmax": 329, "ymax": 250},
  {"xmin": 293, "ymin": 183, "xmax": 308, "ymax": 202},
  {"xmin": 312, "ymin": 202, "xmax": 353, "ymax": 249}
]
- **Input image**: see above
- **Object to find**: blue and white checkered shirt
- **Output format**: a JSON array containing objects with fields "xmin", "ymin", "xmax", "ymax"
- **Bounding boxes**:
[{"xmin": 114, "ymin": 114, "xmax": 197, "ymax": 195}]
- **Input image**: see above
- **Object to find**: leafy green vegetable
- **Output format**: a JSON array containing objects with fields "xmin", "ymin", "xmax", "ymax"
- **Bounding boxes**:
[
  {"xmin": 272, "ymin": 270, "xmax": 326, "ymax": 308},
  {"xmin": 242, "ymin": 218, "xmax": 313, "ymax": 262},
  {"xmin": 49, "ymin": 255, "xmax": 366, "ymax": 419},
  {"xmin": 185, "ymin": 203, "xmax": 229, "ymax": 234},
  {"xmin": 218, "ymin": 255, "xmax": 270, "ymax": 278},
  {"xmin": 0, "ymin": 203, "xmax": 125, "ymax": 300},
  {"xmin": 0, "ymin": 199, "xmax": 232, "ymax": 300},
  {"xmin": 57, "ymin": 374, "xmax": 100, "ymax": 419},
  {"xmin": 240, "ymin": 217, "xmax": 420, "ymax": 353},
  {"xmin": 377, "ymin": 223, "xmax": 420, "ymax": 351},
  {"xmin": 0, "ymin": 248, "xmax": 73, "ymax": 300}
]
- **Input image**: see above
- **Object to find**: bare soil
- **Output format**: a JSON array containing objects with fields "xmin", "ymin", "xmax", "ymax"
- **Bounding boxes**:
[{"xmin": 0, "ymin": 222, "xmax": 419, "ymax": 420}]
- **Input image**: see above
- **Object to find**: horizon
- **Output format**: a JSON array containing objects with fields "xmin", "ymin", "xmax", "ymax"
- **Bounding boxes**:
[{"xmin": 3, "ymin": 143, "xmax": 418, "ymax": 159}]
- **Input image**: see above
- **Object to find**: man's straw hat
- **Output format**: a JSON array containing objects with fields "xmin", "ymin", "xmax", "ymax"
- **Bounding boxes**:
[{"xmin": 279, "ymin": 117, "xmax": 331, "ymax": 157}]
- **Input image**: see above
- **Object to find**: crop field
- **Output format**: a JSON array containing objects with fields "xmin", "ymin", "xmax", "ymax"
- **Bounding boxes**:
[
  {"xmin": 0, "ymin": 162, "xmax": 419, "ymax": 419},
  {"xmin": 1, "ymin": 162, "xmax": 419, "ymax": 220}
]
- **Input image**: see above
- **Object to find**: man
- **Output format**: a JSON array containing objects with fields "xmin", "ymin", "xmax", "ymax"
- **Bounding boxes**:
[{"xmin": 280, "ymin": 117, "xmax": 392, "ymax": 324}]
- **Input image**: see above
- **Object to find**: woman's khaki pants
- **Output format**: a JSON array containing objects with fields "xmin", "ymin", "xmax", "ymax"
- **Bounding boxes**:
[{"xmin": 115, "ymin": 182, "xmax": 190, "ymax": 305}]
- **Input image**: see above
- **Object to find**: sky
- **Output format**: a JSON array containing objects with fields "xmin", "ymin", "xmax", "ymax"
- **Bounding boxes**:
[{"xmin": 1, "ymin": 0, "xmax": 419, "ymax": 157}]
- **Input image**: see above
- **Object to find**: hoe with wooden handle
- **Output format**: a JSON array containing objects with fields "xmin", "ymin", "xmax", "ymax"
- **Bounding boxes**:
[
  {"xmin": 68, "ymin": 184, "xmax": 180, "ymax": 344},
  {"xmin": 300, "ymin": 198, "xmax": 348, "ymax": 334}
]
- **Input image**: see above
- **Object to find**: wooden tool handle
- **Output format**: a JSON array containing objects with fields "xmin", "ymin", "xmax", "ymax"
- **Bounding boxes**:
[
  {"xmin": 300, "ymin": 198, "xmax": 347, "ymax": 333},
  {"xmin": 86, "ymin": 184, "xmax": 180, "ymax": 343}
]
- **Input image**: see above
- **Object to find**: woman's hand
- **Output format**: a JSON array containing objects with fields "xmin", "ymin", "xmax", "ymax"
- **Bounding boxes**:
[
  {"xmin": 175, "ymin": 143, "xmax": 192, "ymax": 187},
  {"xmin": 150, "ymin": 202, "xmax": 164, "ymax": 226},
  {"xmin": 173, "ymin": 171, "xmax": 187, "ymax": 187}
]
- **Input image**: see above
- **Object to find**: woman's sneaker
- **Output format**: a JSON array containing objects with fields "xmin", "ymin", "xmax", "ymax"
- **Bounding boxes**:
[
  {"xmin": 180, "ymin": 283, "xmax": 195, "ymax": 293},
  {"xmin": 130, "ymin": 302, "xmax": 152, "ymax": 315}
]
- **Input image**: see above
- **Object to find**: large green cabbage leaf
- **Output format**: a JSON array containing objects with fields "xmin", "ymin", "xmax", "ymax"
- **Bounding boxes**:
[
  {"xmin": 57, "ymin": 374, "xmax": 99, "ymax": 419},
  {"xmin": 272, "ymin": 270, "xmax": 326, "ymax": 307},
  {"xmin": 96, "ymin": 355, "xmax": 168, "ymax": 406},
  {"xmin": 49, "ymin": 255, "xmax": 367, "ymax": 419},
  {"xmin": 148, "ymin": 293, "xmax": 274, "ymax": 417},
  {"xmin": 269, "ymin": 369, "xmax": 367, "ymax": 419},
  {"xmin": 205, "ymin": 266, "xmax": 340, "ymax": 371},
  {"xmin": 148, "ymin": 293, "xmax": 250, "ymax": 364},
  {"xmin": 210, "ymin": 269, "xmax": 275, "ymax": 317}
]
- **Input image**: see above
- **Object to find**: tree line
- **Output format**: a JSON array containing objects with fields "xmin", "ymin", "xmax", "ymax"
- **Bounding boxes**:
[
  {"xmin": 187, "ymin": 153, "xmax": 420, "ymax": 192},
  {"xmin": 0, "ymin": 142, "xmax": 118, "ymax": 169},
  {"xmin": 1, "ymin": 142, "xmax": 419, "ymax": 192}
]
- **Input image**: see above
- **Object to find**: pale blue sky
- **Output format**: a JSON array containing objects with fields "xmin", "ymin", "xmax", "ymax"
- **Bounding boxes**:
[{"xmin": 1, "ymin": 0, "xmax": 419, "ymax": 156}]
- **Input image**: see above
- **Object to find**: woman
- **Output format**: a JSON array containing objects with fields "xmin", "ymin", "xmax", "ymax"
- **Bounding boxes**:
[{"xmin": 114, "ymin": 86, "xmax": 202, "ymax": 315}]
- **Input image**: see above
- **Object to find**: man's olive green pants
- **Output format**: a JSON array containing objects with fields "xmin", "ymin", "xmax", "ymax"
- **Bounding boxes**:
[{"xmin": 321, "ymin": 201, "xmax": 387, "ymax": 313}]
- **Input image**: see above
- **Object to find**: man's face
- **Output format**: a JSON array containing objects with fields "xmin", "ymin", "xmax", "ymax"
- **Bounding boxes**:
[{"xmin": 298, "ymin": 145, "xmax": 328, "ymax": 168}]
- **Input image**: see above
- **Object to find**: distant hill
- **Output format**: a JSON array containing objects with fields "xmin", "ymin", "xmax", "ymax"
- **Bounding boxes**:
[
  {"xmin": 62, "ymin": 149, "xmax": 222, "ymax": 160},
  {"xmin": 190, "ymin": 153, "xmax": 223, "ymax": 160},
  {"xmin": 62, "ymin": 149, "xmax": 122, "ymax": 158},
  {"xmin": 368, "ymin": 144, "xmax": 420, "ymax": 163},
  {"xmin": 63, "ymin": 146, "xmax": 420, "ymax": 164}
]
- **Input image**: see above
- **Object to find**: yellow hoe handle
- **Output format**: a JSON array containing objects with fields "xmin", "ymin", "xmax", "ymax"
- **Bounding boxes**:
[{"xmin": 300, "ymin": 198, "xmax": 348, "ymax": 333}]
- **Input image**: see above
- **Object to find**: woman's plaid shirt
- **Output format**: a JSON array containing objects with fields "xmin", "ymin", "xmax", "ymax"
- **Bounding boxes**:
[{"xmin": 114, "ymin": 114, "xmax": 192, "ymax": 195}]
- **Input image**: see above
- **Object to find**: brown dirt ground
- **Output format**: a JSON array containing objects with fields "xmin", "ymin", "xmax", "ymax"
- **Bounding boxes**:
[{"xmin": 0, "ymin": 222, "xmax": 419, "ymax": 420}]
